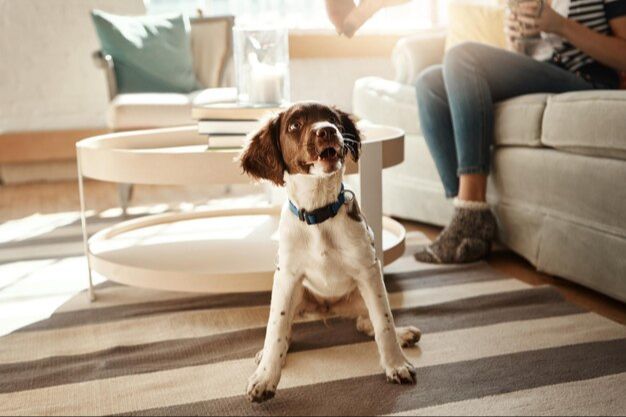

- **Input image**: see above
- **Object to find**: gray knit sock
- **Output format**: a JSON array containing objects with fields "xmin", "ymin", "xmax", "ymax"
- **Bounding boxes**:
[{"xmin": 415, "ymin": 199, "xmax": 497, "ymax": 264}]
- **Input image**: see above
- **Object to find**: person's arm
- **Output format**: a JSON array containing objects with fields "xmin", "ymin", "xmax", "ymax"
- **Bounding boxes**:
[
  {"xmin": 324, "ymin": 0, "xmax": 411, "ymax": 38},
  {"xmin": 325, "ymin": 0, "xmax": 357, "ymax": 35},
  {"xmin": 517, "ymin": 1, "xmax": 626, "ymax": 71},
  {"xmin": 560, "ymin": 17, "xmax": 626, "ymax": 71}
]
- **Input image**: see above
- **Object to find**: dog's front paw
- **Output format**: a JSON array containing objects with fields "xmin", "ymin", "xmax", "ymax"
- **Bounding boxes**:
[
  {"xmin": 385, "ymin": 362, "xmax": 417, "ymax": 385},
  {"xmin": 246, "ymin": 369, "xmax": 279, "ymax": 403}
]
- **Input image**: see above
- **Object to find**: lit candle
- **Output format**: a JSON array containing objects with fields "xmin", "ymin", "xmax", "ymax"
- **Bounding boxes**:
[{"xmin": 248, "ymin": 53, "xmax": 285, "ymax": 104}]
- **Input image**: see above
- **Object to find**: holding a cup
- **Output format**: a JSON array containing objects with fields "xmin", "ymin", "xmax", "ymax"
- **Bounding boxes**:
[
  {"xmin": 506, "ymin": 0, "xmax": 544, "ymax": 55},
  {"xmin": 505, "ymin": 0, "xmax": 570, "ymax": 57}
]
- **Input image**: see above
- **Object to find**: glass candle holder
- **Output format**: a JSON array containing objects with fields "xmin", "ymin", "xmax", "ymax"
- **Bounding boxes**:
[{"xmin": 233, "ymin": 26, "xmax": 290, "ymax": 106}]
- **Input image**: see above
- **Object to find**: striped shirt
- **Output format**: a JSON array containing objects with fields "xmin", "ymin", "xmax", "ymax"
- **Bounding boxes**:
[{"xmin": 553, "ymin": 0, "xmax": 626, "ymax": 87}]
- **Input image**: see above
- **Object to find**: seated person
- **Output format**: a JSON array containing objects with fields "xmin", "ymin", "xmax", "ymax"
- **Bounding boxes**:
[{"xmin": 327, "ymin": 0, "xmax": 626, "ymax": 264}]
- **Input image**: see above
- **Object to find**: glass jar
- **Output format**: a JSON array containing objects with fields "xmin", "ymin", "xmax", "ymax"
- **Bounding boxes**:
[
  {"xmin": 233, "ymin": 26, "xmax": 290, "ymax": 106},
  {"xmin": 507, "ymin": 0, "xmax": 544, "ymax": 56}
]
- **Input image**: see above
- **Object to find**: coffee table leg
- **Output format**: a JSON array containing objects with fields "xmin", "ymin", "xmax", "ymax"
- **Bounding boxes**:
[
  {"xmin": 77, "ymin": 159, "xmax": 96, "ymax": 302},
  {"xmin": 359, "ymin": 140, "xmax": 384, "ymax": 260}
]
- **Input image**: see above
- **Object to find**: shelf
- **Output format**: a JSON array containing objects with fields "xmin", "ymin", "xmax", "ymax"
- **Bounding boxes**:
[{"xmin": 88, "ymin": 206, "xmax": 405, "ymax": 294}]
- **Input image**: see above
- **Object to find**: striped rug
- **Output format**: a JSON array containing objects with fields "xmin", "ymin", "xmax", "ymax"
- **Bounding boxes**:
[{"xmin": 1, "ymin": 232, "xmax": 625, "ymax": 415}]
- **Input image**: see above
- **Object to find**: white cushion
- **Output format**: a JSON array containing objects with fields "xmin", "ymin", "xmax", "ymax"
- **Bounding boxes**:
[
  {"xmin": 541, "ymin": 90, "xmax": 626, "ymax": 161},
  {"xmin": 191, "ymin": 87, "xmax": 237, "ymax": 106},
  {"xmin": 107, "ymin": 87, "xmax": 237, "ymax": 130},
  {"xmin": 353, "ymin": 76, "xmax": 546, "ymax": 148},
  {"xmin": 353, "ymin": 76, "xmax": 626, "ymax": 156},
  {"xmin": 107, "ymin": 93, "xmax": 194, "ymax": 130},
  {"xmin": 391, "ymin": 31, "xmax": 446, "ymax": 85},
  {"xmin": 494, "ymin": 94, "xmax": 549, "ymax": 148},
  {"xmin": 353, "ymin": 77, "xmax": 421, "ymax": 135}
]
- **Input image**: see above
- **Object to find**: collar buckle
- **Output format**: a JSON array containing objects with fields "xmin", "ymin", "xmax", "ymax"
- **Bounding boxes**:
[{"xmin": 298, "ymin": 208, "xmax": 307, "ymax": 223}]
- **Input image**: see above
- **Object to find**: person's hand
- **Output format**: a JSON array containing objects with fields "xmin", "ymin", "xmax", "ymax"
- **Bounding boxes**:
[
  {"xmin": 504, "ymin": 7, "xmax": 526, "ymax": 53},
  {"xmin": 516, "ymin": 0, "xmax": 567, "ymax": 36},
  {"xmin": 325, "ymin": 0, "xmax": 411, "ymax": 38},
  {"xmin": 325, "ymin": 0, "xmax": 357, "ymax": 35}
]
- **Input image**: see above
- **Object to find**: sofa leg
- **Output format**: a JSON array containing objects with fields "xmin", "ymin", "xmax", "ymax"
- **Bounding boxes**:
[{"xmin": 118, "ymin": 183, "xmax": 133, "ymax": 214}]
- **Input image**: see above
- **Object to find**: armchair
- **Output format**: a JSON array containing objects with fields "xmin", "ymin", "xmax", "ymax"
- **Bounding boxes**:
[
  {"xmin": 92, "ymin": 15, "xmax": 236, "ymax": 210},
  {"xmin": 93, "ymin": 15, "xmax": 235, "ymax": 131},
  {"xmin": 92, "ymin": 51, "xmax": 118, "ymax": 101}
]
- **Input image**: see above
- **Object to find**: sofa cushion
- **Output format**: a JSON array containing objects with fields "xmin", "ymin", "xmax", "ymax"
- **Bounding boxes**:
[
  {"xmin": 353, "ymin": 76, "xmax": 548, "ymax": 148},
  {"xmin": 541, "ymin": 90, "xmax": 626, "ymax": 161},
  {"xmin": 108, "ymin": 93, "xmax": 193, "ymax": 130},
  {"xmin": 91, "ymin": 10, "xmax": 200, "ymax": 94},
  {"xmin": 494, "ymin": 94, "xmax": 549, "ymax": 148},
  {"xmin": 392, "ymin": 31, "xmax": 447, "ymax": 85},
  {"xmin": 108, "ymin": 87, "xmax": 236, "ymax": 130},
  {"xmin": 445, "ymin": 1, "xmax": 506, "ymax": 51},
  {"xmin": 353, "ymin": 77, "xmax": 626, "ymax": 157}
]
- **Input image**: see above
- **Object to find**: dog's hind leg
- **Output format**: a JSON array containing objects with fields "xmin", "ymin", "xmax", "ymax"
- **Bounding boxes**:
[
  {"xmin": 334, "ymin": 290, "xmax": 421, "ymax": 347},
  {"xmin": 356, "ymin": 315, "xmax": 421, "ymax": 347}
]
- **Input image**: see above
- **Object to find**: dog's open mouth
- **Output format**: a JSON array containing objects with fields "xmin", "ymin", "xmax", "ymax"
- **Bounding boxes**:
[{"xmin": 319, "ymin": 147, "xmax": 339, "ymax": 161}]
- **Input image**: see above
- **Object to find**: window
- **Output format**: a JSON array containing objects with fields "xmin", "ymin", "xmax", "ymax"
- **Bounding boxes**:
[{"xmin": 144, "ymin": 0, "xmax": 446, "ymax": 32}]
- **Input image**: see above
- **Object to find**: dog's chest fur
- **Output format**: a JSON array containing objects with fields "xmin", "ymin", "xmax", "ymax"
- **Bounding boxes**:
[{"xmin": 279, "ymin": 171, "xmax": 376, "ymax": 301}]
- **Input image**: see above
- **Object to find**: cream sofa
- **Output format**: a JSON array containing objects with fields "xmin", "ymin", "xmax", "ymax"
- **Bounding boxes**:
[{"xmin": 353, "ymin": 32, "xmax": 626, "ymax": 302}]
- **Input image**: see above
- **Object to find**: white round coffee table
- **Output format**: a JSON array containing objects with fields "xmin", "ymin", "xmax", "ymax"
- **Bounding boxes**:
[{"xmin": 76, "ymin": 123, "xmax": 406, "ymax": 300}]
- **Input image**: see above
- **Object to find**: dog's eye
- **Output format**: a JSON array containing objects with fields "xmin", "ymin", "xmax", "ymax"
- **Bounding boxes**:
[{"xmin": 288, "ymin": 121, "xmax": 301, "ymax": 133}]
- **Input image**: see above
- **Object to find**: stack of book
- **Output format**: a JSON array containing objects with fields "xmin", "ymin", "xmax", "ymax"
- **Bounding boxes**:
[{"xmin": 194, "ymin": 102, "xmax": 284, "ymax": 149}]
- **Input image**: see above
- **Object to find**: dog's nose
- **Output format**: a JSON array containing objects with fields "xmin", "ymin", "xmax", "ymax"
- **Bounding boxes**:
[{"xmin": 315, "ymin": 126, "xmax": 336, "ymax": 139}]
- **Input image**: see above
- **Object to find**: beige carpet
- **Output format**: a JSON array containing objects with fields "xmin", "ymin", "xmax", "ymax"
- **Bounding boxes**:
[{"xmin": 0, "ymin": 220, "xmax": 625, "ymax": 415}]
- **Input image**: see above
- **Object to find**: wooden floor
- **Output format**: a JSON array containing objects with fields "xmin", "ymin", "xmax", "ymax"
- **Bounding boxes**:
[{"xmin": 1, "ymin": 180, "xmax": 625, "ymax": 325}]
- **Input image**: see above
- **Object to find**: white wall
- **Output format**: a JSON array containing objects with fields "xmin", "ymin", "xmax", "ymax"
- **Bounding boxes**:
[
  {"xmin": 291, "ymin": 58, "xmax": 393, "ymax": 112},
  {"xmin": 0, "ymin": 0, "xmax": 145, "ymax": 133}
]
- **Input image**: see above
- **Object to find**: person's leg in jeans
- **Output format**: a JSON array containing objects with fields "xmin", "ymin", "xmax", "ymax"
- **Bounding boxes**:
[{"xmin": 414, "ymin": 42, "xmax": 594, "ymax": 264}]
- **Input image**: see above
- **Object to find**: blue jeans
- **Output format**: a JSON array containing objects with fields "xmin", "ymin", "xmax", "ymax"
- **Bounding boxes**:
[{"xmin": 415, "ymin": 42, "xmax": 595, "ymax": 198}]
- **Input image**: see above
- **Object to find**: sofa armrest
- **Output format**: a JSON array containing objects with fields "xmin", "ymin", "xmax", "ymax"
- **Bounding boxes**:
[
  {"xmin": 353, "ymin": 77, "xmax": 422, "ymax": 134},
  {"xmin": 392, "ymin": 30, "xmax": 447, "ymax": 85},
  {"xmin": 92, "ymin": 50, "xmax": 118, "ymax": 101}
]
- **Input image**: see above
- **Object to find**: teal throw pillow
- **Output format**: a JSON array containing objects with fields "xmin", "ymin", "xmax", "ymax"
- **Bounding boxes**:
[{"xmin": 91, "ymin": 10, "xmax": 201, "ymax": 94}]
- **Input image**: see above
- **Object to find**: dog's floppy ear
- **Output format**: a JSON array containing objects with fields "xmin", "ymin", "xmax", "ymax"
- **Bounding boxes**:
[
  {"xmin": 336, "ymin": 108, "xmax": 361, "ymax": 162},
  {"xmin": 239, "ymin": 112, "xmax": 286, "ymax": 186}
]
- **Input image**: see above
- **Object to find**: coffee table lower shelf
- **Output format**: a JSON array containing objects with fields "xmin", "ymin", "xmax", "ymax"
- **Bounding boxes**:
[{"xmin": 88, "ymin": 206, "xmax": 406, "ymax": 294}]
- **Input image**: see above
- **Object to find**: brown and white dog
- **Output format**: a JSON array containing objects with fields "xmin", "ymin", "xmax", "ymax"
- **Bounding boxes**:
[{"xmin": 239, "ymin": 102, "xmax": 420, "ymax": 403}]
